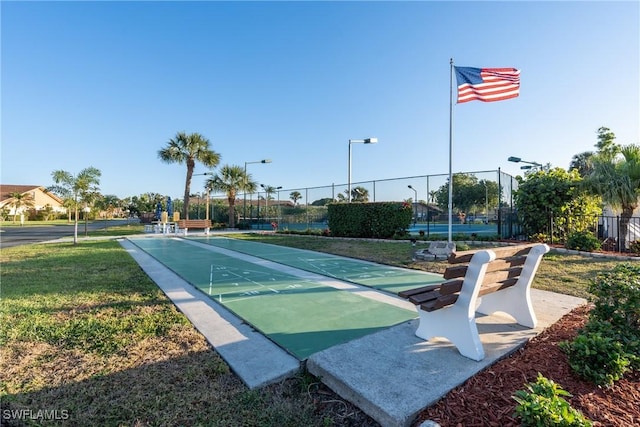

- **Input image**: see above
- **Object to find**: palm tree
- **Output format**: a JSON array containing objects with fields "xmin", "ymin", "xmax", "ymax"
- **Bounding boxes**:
[
  {"xmin": 582, "ymin": 144, "xmax": 640, "ymax": 250},
  {"xmin": 206, "ymin": 165, "xmax": 256, "ymax": 228},
  {"xmin": 351, "ymin": 186, "xmax": 369, "ymax": 202},
  {"xmin": 7, "ymin": 191, "xmax": 35, "ymax": 223},
  {"xmin": 569, "ymin": 151, "xmax": 594, "ymax": 177},
  {"xmin": 289, "ymin": 191, "xmax": 302, "ymax": 206},
  {"xmin": 49, "ymin": 167, "xmax": 101, "ymax": 245},
  {"xmin": 158, "ymin": 132, "xmax": 220, "ymax": 219},
  {"xmin": 260, "ymin": 185, "xmax": 278, "ymax": 219}
]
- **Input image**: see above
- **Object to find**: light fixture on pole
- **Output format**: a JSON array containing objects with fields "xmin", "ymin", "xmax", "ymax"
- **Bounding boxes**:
[
  {"xmin": 508, "ymin": 156, "xmax": 543, "ymax": 171},
  {"xmin": 244, "ymin": 159, "xmax": 271, "ymax": 222},
  {"xmin": 348, "ymin": 138, "xmax": 377, "ymax": 202},
  {"xmin": 408, "ymin": 185, "xmax": 417, "ymax": 225}
]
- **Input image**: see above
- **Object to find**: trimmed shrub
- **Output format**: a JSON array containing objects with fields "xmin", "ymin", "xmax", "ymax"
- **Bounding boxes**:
[{"xmin": 565, "ymin": 231, "xmax": 601, "ymax": 252}]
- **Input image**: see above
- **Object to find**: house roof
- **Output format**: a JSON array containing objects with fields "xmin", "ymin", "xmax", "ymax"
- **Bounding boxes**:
[{"xmin": 0, "ymin": 185, "xmax": 64, "ymax": 204}]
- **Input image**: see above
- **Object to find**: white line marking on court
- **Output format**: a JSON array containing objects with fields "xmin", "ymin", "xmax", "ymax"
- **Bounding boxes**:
[{"xmin": 269, "ymin": 288, "xmax": 279, "ymax": 293}]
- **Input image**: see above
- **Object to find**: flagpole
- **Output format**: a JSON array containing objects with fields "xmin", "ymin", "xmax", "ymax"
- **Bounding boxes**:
[{"xmin": 448, "ymin": 58, "xmax": 454, "ymax": 243}]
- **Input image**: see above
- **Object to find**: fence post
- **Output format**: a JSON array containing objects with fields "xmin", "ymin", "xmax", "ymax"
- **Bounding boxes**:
[{"xmin": 617, "ymin": 215, "xmax": 621, "ymax": 252}]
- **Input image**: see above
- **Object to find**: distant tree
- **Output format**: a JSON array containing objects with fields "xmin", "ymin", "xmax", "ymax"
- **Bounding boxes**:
[
  {"xmin": 261, "ymin": 185, "xmax": 277, "ymax": 200},
  {"xmin": 514, "ymin": 168, "xmax": 601, "ymax": 241},
  {"xmin": 95, "ymin": 194, "xmax": 121, "ymax": 219},
  {"xmin": 311, "ymin": 198, "xmax": 335, "ymax": 206},
  {"xmin": 158, "ymin": 132, "xmax": 220, "ymax": 219},
  {"xmin": 351, "ymin": 186, "xmax": 369, "ymax": 202},
  {"xmin": 433, "ymin": 173, "xmax": 497, "ymax": 214},
  {"xmin": 569, "ymin": 151, "xmax": 594, "ymax": 177},
  {"xmin": 128, "ymin": 193, "xmax": 164, "ymax": 218},
  {"xmin": 49, "ymin": 167, "xmax": 101, "ymax": 245},
  {"xmin": 289, "ymin": 191, "xmax": 302, "ymax": 206},
  {"xmin": 582, "ymin": 143, "xmax": 640, "ymax": 249},
  {"xmin": 206, "ymin": 164, "xmax": 256, "ymax": 228},
  {"xmin": 595, "ymin": 126, "xmax": 620, "ymax": 158},
  {"xmin": 7, "ymin": 191, "xmax": 35, "ymax": 223}
]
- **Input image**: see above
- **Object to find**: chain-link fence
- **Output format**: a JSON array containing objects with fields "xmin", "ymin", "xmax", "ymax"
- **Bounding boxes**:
[{"xmin": 203, "ymin": 169, "xmax": 521, "ymax": 236}]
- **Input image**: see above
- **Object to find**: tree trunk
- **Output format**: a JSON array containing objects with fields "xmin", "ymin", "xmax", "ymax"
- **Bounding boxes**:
[
  {"xmin": 228, "ymin": 198, "xmax": 235, "ymax": 228},
  {"xmin": 183, "ymin": 160, "xmax": 195, "ymax": 220},
  {"xmin": 619, "ymin": 206, "xmax": 635, "ymax": 251}
]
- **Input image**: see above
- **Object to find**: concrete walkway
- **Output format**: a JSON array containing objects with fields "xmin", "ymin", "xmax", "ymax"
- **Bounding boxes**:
[{"xmin": 120, "ymin": 236, "xmax": 587, "ymax": 427}]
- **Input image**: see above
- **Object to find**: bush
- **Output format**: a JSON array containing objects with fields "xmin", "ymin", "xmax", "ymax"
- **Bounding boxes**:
[
  {"xmin": 565, "ymin": 231, "xmax": 601, "ymax": 252},
  {"xmin": 559, "ymin": 331, "xmax": 630, "ymax": 386},
  {"xmin": 513, "ymin": 373, "xmax": 592, "ymax": 426},
  {"xmin": 561, "ymin": 263, "xmax": 640, "ymax": 383},
  {"xmin": 236, "ymin": 221, "xmax": 252, "ymax": 230},
  {"xmin": 588, "ymin": 263, "xmax": 640, "ymax": 336},
  {"xmin": 628, "ymin": 240, "xmax": 640, "ymax": 254}
]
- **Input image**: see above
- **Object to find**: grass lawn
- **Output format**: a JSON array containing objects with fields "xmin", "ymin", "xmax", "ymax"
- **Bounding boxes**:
[{"xmin": 0, "ymin": 228, "xmax": 627, "ymax": 425}]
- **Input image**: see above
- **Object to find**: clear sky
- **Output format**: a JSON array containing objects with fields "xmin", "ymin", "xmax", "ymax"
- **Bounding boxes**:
[{"xmin": 2, "ymin": 1, "xmax": 639, "ymax": 201}]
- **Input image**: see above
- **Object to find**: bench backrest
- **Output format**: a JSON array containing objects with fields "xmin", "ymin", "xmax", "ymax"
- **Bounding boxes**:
[
  {"xmin": 400, "ymin": 244, "xmax": 549, "ymax": 312},
  {"xmin": 177, "ymin": 219, "xmax": 211, "ymax": 228}
]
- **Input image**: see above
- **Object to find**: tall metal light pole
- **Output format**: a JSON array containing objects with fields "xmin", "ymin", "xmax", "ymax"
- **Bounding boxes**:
[
  {"xmin": 484, "ymin": 182, "xmax": 489, "ymax": 224},
  {"xmin": 408, "ymin": 185, "xmax": 417, "ymax": 225},
  {"xmin": 193, "ymin": 172, "xmax": 213, "ymax": 221},
  {"xmin": 244, "ymin": 159, "xmax": 271, "ymax": 222},
  {"xmin": 348, "ymin": 138, "xmax": 377, "ymax": 202}
]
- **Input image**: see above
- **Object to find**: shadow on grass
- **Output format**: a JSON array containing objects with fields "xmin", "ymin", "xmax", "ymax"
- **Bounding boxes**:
[{"xmin": 0, "ymin": 347, "xmax": 329, "ymax": 427}]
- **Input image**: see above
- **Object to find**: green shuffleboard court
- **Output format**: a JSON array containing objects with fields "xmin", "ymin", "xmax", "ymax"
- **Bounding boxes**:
[
  {"xmin": 190, "ymin": 236, "xmax": 444, "ymax": 294},
  {"xmin": 129, "ymin": 237, "xmax": 417, "ymax": 360}
]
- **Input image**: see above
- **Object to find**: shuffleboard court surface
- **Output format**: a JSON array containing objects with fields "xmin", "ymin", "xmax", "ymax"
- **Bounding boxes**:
[
  {"xmin": 129, "ymin": 237, "xmax": 416, "ymax": 359},
  {"xmin": 190, "ymin": 236, "xmax": 444, "ymax": 294}
]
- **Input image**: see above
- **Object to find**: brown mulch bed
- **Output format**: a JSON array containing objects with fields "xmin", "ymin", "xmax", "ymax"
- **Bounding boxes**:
[{"xmin": 411, "ymin": 304, "xmax": 640, "ymax": 427}]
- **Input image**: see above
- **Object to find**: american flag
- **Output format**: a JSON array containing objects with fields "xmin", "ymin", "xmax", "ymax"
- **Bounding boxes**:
[{"xmin": 454, "ymin": 66, "xmax": 520, "ymax": 103}]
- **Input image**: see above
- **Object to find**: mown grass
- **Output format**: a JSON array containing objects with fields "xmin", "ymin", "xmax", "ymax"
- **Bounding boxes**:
[
  {"xmin": 0, "ymin": 232, "xmax": 629, "ymax": 426},
  {"xmin": 0, "ymin": 240, "xmax": 346, "ymax": 426}
]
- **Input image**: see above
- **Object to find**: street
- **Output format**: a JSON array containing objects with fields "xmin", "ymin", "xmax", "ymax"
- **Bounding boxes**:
[{"xmin": 0, "ymin": 219, "xmax": 133, "ymax": 248}]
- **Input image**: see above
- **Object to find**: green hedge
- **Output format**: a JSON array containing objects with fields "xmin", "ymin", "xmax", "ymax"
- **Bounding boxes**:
[{"xmin": 327, "ymin": 202, "xmax": 412, "ymax": 239}]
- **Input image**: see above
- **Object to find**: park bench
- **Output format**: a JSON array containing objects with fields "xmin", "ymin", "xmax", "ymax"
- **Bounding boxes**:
[
  {"xmin": 176, "ymin": 219, "xmax": 212, "ymax": 235},
  {"xmin": 398, "ymin": 243, "xmax": 550, "ymax": 361}
]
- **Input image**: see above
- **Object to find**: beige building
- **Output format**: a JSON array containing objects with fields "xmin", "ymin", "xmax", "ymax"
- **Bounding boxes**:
[{"xmin": 0, "ymin": 184, "xmax": 66, "ymax": 217}]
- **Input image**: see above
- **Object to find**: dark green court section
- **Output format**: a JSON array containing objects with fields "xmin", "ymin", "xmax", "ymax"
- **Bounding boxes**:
[
  {"xmin": 190, "ymin": 236, "xmax": 444, "ymax": 294},
  {"xmin": 128, "ymin": 237, "xmax": 416, "ymax": 360}
]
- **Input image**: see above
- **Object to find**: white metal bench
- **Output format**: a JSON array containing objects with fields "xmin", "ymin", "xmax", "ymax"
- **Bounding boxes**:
[{"xmin": 399, "ymin": 243, "xmax": 550, "ymax": 361}]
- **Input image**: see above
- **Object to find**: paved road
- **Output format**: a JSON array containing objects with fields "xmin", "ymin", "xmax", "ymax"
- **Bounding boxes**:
[{"xmin": 0, "ymin": 219, "xmax": 134, "ymax": 248}]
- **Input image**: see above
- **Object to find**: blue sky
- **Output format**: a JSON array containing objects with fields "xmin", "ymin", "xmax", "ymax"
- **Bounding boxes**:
[{"xmin": 2, "ymin": 1, "xmax": 639, "ymax": 202}]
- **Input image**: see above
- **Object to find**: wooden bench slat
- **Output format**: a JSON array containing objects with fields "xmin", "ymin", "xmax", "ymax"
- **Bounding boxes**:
[
  {"xmin": 421, "ymin": 293, "xmax": 458, "ymax": 312},
  {"xmin": 443, "ymin": 265, "xmax": 467, "ymax": 279},
  {"xmin": 490, "ymin": 244, "xmax": 536, "ymax": 259},
  {"xmin": 478, "ymin": 278, "xmax": 518, "ymax": 296},
  {"xmin": 447, "ymin": 244, "xmax": 537, "ymax": 264},
  {"xmin": 439, "ymin": 279, "xmax": 463, "ymax": 295},
  {"xmin": 482, "ymin": 268, "xmax": 523, "ymax": 285},
  {"xmin": 398, "ymin": 284, "xmax": 441, "ymax": 298},
  {"xmin": 409, "ymin": 290, "xmax": 441, "ymax": 305},
  {"xmin": 485, "ymin": 257, "xmax": 526, "ymax": 271}
]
